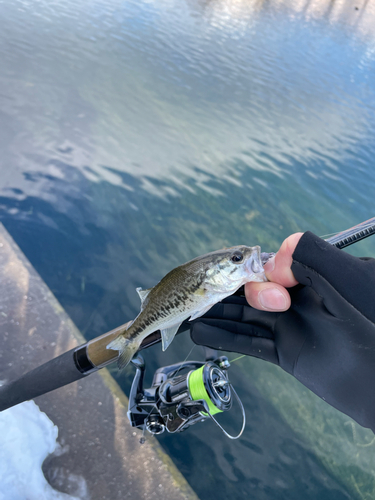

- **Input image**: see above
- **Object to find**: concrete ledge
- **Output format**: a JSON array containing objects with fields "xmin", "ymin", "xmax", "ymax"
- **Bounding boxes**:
[{"xmin": 0, "ymin": 222, "xmax": 198, "ymax": 500}]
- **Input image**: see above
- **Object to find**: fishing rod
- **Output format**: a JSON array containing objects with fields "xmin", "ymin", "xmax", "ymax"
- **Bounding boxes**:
[
  {"xmin": 0, "ymin": 217, "xmax": 374, "ymax": 433},
  {"xmin": 325, "ymin": 217, "xmax": 375, "ymax": 249}
]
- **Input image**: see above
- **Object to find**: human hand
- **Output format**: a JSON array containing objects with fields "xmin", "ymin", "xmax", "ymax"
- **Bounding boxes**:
[
  {"xmin": 244, "ymin": 232, "xmax": 303, "ymax": 311},
  {"xmin": 190, "ymin": 232, "xmax": 375, "ymax": 431}
]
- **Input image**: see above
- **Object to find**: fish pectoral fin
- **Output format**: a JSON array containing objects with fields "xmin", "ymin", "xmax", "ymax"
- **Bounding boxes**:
[
  {"xmin": 203, "ymin": 282, "xmax": 221, "ymax": 293},
  {"xmin": 136, "ymin": 287, "xmax": 152, "ymax": 309},
  {"xmin": 160, "ymin": 324, "xmax": 181, "ymax": 351},
  {"xmin": 189, "ymin": 304, "xmax": 215, "ymax": 321}
]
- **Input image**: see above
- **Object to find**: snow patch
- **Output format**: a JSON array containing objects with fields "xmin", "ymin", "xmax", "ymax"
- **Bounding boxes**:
[{"xmin": 0, "ymin": 400, "xmax": 81, "ymax": 500}]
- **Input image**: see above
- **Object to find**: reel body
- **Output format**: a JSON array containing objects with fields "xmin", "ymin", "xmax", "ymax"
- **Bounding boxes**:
[{"xmin": 127, "ymin": 355, "xmax": 245, "ymax": 439}]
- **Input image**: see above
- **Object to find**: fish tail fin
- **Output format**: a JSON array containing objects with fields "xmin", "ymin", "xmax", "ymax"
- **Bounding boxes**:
[{"xmin": 106, "ymin": 336, "xmax": 141, "ymax": 371}]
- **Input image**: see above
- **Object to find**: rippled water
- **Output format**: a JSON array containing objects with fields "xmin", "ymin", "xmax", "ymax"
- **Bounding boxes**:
[{"xmin": 1, "ymin": 0, "xmax": 375, "ymax": 498}]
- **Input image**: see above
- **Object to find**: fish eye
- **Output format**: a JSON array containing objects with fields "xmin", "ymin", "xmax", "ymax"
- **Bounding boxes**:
[{"xmin": 231, "ymin": 251, "xmax": 243, "ymax": 263}]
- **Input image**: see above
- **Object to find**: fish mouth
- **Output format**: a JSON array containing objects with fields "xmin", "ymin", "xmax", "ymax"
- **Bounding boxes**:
[
  {"xmin": 246, "ymin": 246, "xmax": 267, "ymax": 281},
  {"xmin": 261, "ymin": 252, "xmax": 275, "ymax": 266}
]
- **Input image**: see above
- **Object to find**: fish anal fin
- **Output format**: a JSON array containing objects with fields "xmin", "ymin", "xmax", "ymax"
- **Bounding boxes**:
[
  {"xmin": 160, "ymin": 324, "xmax": 181, "ymax": 351},
  {"xmin": 189, "ymin": 304, "xmax": 214, "ymax": 321},
  {"xmin": 107, "ymin": 335, "xmax": 140, "ymax": 371}
]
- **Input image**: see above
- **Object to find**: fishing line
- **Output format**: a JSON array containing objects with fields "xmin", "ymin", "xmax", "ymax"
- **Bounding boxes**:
[
  {"xmin": 187, "ymin": 362, "xmax": 247, "ymax": 438},
  {"xmin": 326, "ymin": 217, "xmax": 375, "ymax": 249},
  {"xmin": 316, "ymin": 218, "xmax": 375, "ymax": 248},
  {"xmin": 320, "ymin": 222, "xmax": 374, "ymax": 240},
  {"xmin": 187, "ymin": 355, "xmax": 246, "ymax": 417},
  {"xmin": 170, "ymin": 344, "xmax": 197, "ymax": 383},
  {"xmin": 319, "ymin": 231, "xmax": 341, "ymax": 239},
  {"xmin": 229, "ymin": 355, "xmax": 246, "ymax": 364},
  {"xmin": 189, "ymin": 366, "xmax": 221, "ymax": 415}
]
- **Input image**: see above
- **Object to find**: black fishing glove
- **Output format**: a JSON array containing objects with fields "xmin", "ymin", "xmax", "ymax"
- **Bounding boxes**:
[{"xmin": 190, "ymin": 231, "xmax": 375, "ymax": 432}]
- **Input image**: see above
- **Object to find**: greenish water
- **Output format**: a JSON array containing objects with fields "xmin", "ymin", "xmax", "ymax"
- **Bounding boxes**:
[{"xmin": 1, "ymin": 0, "xmax": 375, "ymax": 498}]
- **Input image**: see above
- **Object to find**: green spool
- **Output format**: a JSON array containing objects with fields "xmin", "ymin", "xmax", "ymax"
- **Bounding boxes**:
[{"xmin": 188, "ymin": 366, "xmax": 222, "ymax": 416}]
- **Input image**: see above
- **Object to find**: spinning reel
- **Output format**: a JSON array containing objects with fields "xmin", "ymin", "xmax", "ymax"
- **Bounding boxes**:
[{"xmin": 127, "ymin": 353, "xmax": 246, "ymax": 439}]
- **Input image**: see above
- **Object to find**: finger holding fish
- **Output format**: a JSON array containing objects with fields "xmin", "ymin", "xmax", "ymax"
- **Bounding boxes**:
[{"xmin": 244, "ymin": 233, "xmax": 303, "ymax": 311}]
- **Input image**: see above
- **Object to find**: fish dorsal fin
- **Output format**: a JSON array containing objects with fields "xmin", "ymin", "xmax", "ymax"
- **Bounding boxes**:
[
  {"xmin": 160, "ymin": 323, "xmax": 181, "ymax": 351},
  {"xmin": 136, "ymin": 287, "xmax": 151, "ymax": 309}
]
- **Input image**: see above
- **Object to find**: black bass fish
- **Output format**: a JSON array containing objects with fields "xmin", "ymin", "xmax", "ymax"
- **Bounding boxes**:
[{"xmin": 107, "ymin": 245, "xmax": 270, "ymax": 370}]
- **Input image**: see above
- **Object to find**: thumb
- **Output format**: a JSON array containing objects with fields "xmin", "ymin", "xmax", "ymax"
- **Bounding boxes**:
[{"xmin": 264, "ymin": 233, "xmax": 303, "ymax": 287}]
